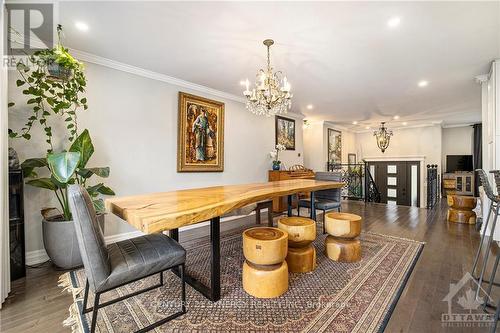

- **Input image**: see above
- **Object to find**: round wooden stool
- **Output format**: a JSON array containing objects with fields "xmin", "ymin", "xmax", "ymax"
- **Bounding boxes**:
[
  {"xmin": 242, "ymin": 261, "xmax": 289, "ymax": 298},
  {"xmin": 286, "ymin": 245, "xmax": 317, "ymax": 273},
  {"xmin": 324, "ymin": 212, "xmax": 362, "ymax": 239},
  {"xmin": 447, "ymin": 195, "xmax": 477, "ymax": 224},
  {"xmin": 325, "ymin": 236, "xmax": 361, "ymax": 262},
  {"xmin": 242, "ymin": 227, "xmax": 289, "ymax": 298},
  {"xmin": 243, "ymin": 227, "xmax": 288, "ymax": 265},
  {"xmin": 324, "ymin": 212, "xmax": 362, "ymax": 263},
  {"xmin": 277, "ymin": 217, "xmax": 316, "ymax": 247},
  {"xmin": 278, "ymin": 217, "xmax": 317, "ymax": 273}
]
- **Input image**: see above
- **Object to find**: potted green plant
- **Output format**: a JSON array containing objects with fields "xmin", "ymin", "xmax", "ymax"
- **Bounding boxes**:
[
  {"xmin": 21, "ymin": 131, "xmax": 114, "ymax": 269},
  {"xmin": 9, "ymin": 25, "xmax": 113, "ymax": 269}
]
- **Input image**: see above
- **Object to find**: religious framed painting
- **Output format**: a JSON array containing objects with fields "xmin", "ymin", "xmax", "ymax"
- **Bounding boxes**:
[
  {"xmin": 275, "ymin": 116, "xmax": 295, "ymax": 150},
  {"xmin": 327, "ymin": 128, "xmax": 342, "ymax": 165},
  {"xmin": 177, "ymin": 92, "xmax": 225, "ymax": 172}
]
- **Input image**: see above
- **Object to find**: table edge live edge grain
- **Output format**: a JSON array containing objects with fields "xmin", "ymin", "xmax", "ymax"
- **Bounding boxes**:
[{"xmin": 105, "ymin": 179, "xmax": 344, "ymax": 302}]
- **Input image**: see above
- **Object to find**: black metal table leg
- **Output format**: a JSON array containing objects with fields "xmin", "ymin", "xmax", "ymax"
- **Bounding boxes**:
[
  {"xmin": 171, "ymin": 217, "xmax": 221, "ymax": 302},
  {"xmin": 310, "ymin": 191, "xmax": 316, "ymax": 220},
  {"xmin": 287, "ymin": 195, "xmax": 293, "ymax": 217}
]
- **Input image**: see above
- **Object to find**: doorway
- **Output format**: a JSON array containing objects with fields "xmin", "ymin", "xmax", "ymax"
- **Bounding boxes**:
[{"xmin": 367, "ymin": 161, "xmax": 421, "ymax": 207}]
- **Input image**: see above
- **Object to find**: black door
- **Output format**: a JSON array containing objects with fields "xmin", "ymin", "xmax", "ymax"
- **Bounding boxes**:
[{"xmin": 367, "ymin": 161, "xmax": 420, "ymax": 207}]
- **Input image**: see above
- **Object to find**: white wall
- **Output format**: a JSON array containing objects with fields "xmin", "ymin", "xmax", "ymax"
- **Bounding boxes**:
[
  {"xmin": 8, "ymin": 61, "xmax": 304, "ymax": 254},
  {"xmin": 303, "ymin": 121, "xmax": 357, "ymax": 171},
  {"xmin": 357, "ymin": 125, "xmax": 443, "ymax": 207},
  {"xmin": 441, "ymin": 126, "xmax": 473, "ymax": 173}
]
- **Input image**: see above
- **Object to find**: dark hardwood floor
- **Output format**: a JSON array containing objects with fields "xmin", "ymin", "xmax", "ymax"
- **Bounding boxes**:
[{"xmin": 0, "ymin": 200, "xmax": 497, "ymax": 333}]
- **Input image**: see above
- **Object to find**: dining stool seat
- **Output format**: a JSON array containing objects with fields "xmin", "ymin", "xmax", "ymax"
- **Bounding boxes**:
[
  {"xmin": 277, "ymin": 217, "xmax": 317, "ymax": 273},
  {"xmin": 243, "ymin": 227, "xmax": 288, "ymax": 265},
  {"xmin": 242, "ymin": 227, "xmax": 289, "ymax": 298}
]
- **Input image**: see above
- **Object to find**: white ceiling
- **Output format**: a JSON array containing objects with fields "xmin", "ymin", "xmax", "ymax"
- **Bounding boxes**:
[{"xmin": 59, "ymin": 1, "xmax": 500, "ymax": 129}]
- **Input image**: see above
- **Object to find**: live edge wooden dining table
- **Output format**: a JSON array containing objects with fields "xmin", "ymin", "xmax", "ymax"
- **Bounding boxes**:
[{"xmin": 106, "ymin": 179, "xmax": 344, "ymax": 302}]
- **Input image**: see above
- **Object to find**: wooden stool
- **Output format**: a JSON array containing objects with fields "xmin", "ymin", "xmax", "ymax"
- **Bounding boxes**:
[
  {"xmin": 286, "ymin": 245, "xmax": 317, "ymax": 272},
  {"xmin": 242, "ymin": 261, "xmax": 288, "ymax": 298},
  {"xmin": 447, "ymin": 195, "xmax": 477, "ymax": 224},
  {"xmin": 324, "ymin": 212, "xmax": 362, "ymax": 263},
  {"xmin": 278, "ymin": 217, "xmax": 316, "ymax": 273},
  {"xmin": 278, "ymin": 217, "xmax": 316, "ymax": 247},
  {"xmin": 242, "ymin": 227, "xmax": 289, "ymax": 298},
  {"xmin": 324, "ymin": 212, "xmax": 362, "ymax": 238},
  {"xmin": 325, "ymin": 237, "xmax": 361, "ymax": 262},
  {"xmin": 243, "ymin": 227, "xmax": 288, "ymax": 265}
]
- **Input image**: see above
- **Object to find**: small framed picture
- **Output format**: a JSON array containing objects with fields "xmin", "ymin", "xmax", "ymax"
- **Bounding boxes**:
[
  {"xmin": 348, "ymin": 153, "xmax": 356, "ymax": 165},
  {"xmin": 275, "ymin": 116, "xmax": 296, "ymax": 150}
]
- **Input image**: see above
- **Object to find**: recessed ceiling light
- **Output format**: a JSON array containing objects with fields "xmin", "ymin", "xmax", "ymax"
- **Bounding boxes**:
[
  {"xmin": 306, "ymin": 104, "xmax": 314, "ymax": 110},
  {"xmin": 365, "ymin": 126, "xmax": 371, "ymax": 130},
  {"xmin": 352, "ymin": 121, "xmax": 358, "ymax": 125},
  {"xmin": 387, "ymin": 17, "xmax": 401, "ymax": 28},
  {"xmin": 418, "ymin": 80, "xmax": 428, "ymax": 87},
  {"xmin": 393, "ymin": 115, "xmax": 400, "ymax": 120},
  {"xmin": 402, "ymin": 122, "xmax": 408, "ymax": 126},
  {"xmin": 75, "ymin": 21, "xmax": 89, "ymax": 32}
]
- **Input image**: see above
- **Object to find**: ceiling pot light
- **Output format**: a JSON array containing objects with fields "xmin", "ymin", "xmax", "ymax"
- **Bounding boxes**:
[
  {"xmin": 418, "ymin": 80, "xmax": 428, "ymax": 87},
  {"xmin": 352, "ymin": 121, "xmax": 358, "ymax": 125},
  {"xmin": 373, "ymin": 122, "xmax": 393, "ymax": 153},
  {"xmin": 393, "ymin": 115, "xmax": 400, "ymax": 120},
  {"xmin": 365, "ymin": 126, "xmax": 371, "ymax": 130},
  {"xmin": 306, "ymin": 104, "xmax": 313, "ymax": 110},
  {"xmin": 402, "ymin": 122, "xmax": 408, "ymax": 126},
  {"xmin": 75, "ymin": 21, "xmax": 89, "ymax": 32},
  {"xmin": 387, "ymin": 17, "xmax": 401, "ymax": 28}
]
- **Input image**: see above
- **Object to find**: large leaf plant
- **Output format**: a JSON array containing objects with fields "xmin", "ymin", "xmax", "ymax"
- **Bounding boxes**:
[
  {"xmin": 8, "ymin": 25, "xmax": 114, "ymax": 221},
  {"xmin": 21, "ymin": 130, "xmax": 114, "ymax": 220}
]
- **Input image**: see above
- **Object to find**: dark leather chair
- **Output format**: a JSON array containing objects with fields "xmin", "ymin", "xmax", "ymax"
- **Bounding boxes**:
[
  {"xmin": 67, "ymin": 185, "xmax": 187, "ymax": 333},
  {"xmin": 298, "ymin": 172, "xmax": 342, "ymax": 233}
]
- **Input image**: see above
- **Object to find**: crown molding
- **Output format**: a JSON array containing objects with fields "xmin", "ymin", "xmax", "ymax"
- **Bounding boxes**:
[
  {"xmin": 441, "ymin": 122, "xmax": 478, "ymax": 129},
  {"xmin": 70, "ymin": 49, "xmax": 247, "ymax": 104},
  {"xmin": 8, "ymin": 34, "xmax": 247, "ymax": 103}
]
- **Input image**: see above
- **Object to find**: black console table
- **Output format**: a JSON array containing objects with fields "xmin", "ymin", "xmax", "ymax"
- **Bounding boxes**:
[{"xmin": 9, "ymin": 169, "xmax": 25, "ymax": 280}]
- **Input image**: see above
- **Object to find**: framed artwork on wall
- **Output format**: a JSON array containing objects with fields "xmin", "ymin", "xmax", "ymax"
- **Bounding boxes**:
[
  {"xmin": 275, "ymin": 116, "xmax": 295, "ymax": 150},
  {"xmin": 348, "ymin": 153, "xmax": 356, "ymax": 165},
  {"xmin": 327, "ymin": 128, "xmax": 342, "ymax": 165},
  {"xmin": 177, "ymin": 92, "xmax": 224, "ymax": 172}
]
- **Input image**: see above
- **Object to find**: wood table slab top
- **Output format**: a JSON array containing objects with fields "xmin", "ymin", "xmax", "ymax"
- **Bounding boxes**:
[{"xmin": 106, "ymin": 179, "xmax": 344, "ymax": 233}]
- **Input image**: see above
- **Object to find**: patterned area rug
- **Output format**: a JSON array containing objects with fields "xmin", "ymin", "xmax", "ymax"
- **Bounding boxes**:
[{"xmin": 60, "ymin": 228, "xmax": 423, "ymax": 333}]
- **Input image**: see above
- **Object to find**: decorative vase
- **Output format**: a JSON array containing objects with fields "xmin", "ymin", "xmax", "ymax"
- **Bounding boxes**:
[
  {"xmin": 42, "ymin": 214, "xmax": 105, "ymax": 269},
  {"xmin": 272, "ymin": 161, "xmax": 281, "ymax": 170}
]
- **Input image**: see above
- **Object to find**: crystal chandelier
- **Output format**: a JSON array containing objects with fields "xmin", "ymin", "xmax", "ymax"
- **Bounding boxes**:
[
  {"xmin": 373, "ymin": 122, "xmax": 393, "ymax": 153},
  {"xmin": 242, "ymin": 39, "xmax": 292, "ymax": 116}
]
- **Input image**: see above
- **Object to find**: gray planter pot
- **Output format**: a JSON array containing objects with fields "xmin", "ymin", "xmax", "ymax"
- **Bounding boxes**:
[{"xmin": 42, "ymin": 214, "xmax": 105, "ymax": 269}]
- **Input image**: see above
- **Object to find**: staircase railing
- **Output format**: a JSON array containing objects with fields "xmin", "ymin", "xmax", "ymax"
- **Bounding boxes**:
[
  {"xmin": 365, "ymin": 167, "xmax": 381, "ymax": 203},
  {"xmin": 426, "ymin": 164, "xmax": 439, "ymax": 208},
  {"xmin": 326, "ymin": 163, "xmax": 364, "ymax": 200}
]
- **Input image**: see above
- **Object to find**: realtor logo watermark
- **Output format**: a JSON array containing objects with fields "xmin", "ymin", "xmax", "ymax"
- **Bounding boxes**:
[
  {"xmin": 442, "ymin": 272, "xmax": 495, "ymax": 328},
  {"xmin": 4, "ymin": 2, "xmax": 54, "ymax": 68}
]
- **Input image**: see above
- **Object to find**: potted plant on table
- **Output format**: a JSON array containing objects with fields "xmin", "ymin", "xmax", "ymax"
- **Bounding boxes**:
[
  {"xmin": 9, "ymin": 25, "xmax": 114, "ymax": 269},
  {"xmin": 270, "ymin": 144, "xmax": 286, "ymax": 170}
]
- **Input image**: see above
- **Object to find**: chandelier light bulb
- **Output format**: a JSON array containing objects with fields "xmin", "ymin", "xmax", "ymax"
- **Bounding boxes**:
[{"xmin": 241, "ymin": 39, "xmax": 292, "ymax": 116}]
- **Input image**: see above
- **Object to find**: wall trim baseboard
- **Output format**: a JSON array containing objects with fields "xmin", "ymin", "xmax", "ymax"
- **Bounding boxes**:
[{"xmin": 26, "ymin": 230, "xmax": 143, "ymax": 265}]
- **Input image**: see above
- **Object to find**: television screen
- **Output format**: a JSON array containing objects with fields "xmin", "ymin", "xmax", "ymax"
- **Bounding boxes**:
[{"xmin": 446, "ymin": 155, "xmax": 473, "ymax": 173}]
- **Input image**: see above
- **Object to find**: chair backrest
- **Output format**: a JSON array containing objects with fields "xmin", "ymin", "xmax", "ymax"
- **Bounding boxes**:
[
  {"xmin": 476, "ymin": 169, "xmax": 496, "ymax": 201},
  {"xmin": 68, "ymin": 185, "xmax": 111, "ymax": 291},
  {"xmin": 314, "ymin": 172, "xmax": 342, "ymax": 201}
]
